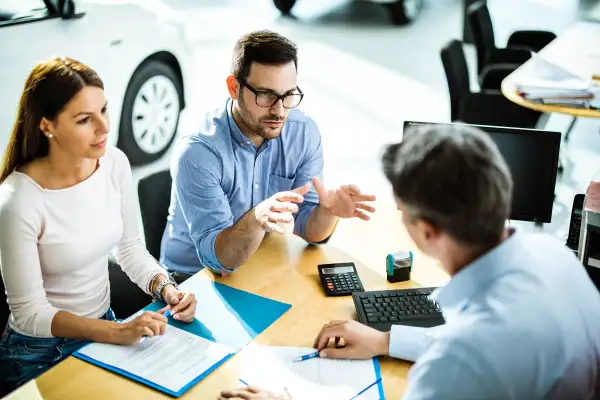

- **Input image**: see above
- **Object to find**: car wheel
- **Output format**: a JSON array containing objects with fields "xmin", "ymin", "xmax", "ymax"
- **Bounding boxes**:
[
  {"xmin": 118, "ymin": 60, "xmax": 182, "ymax": 165},
  {"xmin": 273, "ymin": 0, "xmax": 297, "ymax": 14},
  {"xmin": 386, "ymin": 0, "xmax": 423, "ymax": 25}
]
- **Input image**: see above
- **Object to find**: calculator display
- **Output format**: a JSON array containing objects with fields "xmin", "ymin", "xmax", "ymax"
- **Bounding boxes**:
[{"xmin": 322, "ymin": 266, "xmax": 354, "ymax": 274}]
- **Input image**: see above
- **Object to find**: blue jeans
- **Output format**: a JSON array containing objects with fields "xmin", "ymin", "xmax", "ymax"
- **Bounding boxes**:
[{"xmin": 0, "ymin": 308, "xmax": 116, "ymax": 394}]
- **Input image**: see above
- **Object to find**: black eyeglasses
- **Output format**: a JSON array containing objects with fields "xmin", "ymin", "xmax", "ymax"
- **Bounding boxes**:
[{"xmin": 239, "ymin": 79, "xmax": 304, "ymax": 109}]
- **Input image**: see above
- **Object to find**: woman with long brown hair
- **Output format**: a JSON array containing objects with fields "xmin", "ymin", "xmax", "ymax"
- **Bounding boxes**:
[{"xmin": 0, "ymin": 57, "xmax": 197, "ymax": 392}]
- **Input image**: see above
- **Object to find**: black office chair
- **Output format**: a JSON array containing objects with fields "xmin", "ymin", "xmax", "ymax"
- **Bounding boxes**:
[
  {"xmin": 468, "ymin": 1, "xmax": 556, "ymax": 75},
  {"xmin": 138, "ymin": 170, "xmax": 172, "ymax": 260},
  {"xmin": 441, "ymin": 39, "xmax": 541, "ymax": 128},
  {"xmin": 108, "ymin": 258, "xmax": 154, "ymax": 320}
]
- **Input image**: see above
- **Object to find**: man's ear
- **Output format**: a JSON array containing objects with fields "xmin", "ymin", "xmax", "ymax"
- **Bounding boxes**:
[
  {"xmin": 39, "ymin": 117, "xmax": 54, "ymax": 138},
  {"xmin": 226, "ymin": 75, "xmax": 240, "ymax": 100},
  {"xmin": 418, "ymin": 218, "xmax": 441, "ymax": 242}
]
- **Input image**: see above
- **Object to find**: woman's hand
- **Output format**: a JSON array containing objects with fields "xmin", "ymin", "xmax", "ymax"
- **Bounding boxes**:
[
  {"xmin": 161, "ymin": 285, "xmax": 197, "ymax": 322},
  {"xmin": 113, "ymin": 311, "xmax": 167, "ymax": 345},
  {"xmin": 219, "ymin": 386, "xmax": 292, "ymax": 400}
]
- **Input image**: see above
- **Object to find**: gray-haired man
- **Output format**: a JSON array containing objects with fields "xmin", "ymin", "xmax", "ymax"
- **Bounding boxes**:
[{"xmin": 220, "ymin": 124, "xmax": 600, "ymax": 400}]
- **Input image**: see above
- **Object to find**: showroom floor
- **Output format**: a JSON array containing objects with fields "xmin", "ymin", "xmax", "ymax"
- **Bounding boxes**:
[{"xmin": 135, "ymin": 0, "xmax": 600, "ymax": 243}]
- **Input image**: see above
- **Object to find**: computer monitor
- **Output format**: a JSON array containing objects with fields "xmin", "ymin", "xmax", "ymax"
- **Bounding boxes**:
[{"xmin": 402, "ymin": 121, "xmax": 561, "ymax": 224}]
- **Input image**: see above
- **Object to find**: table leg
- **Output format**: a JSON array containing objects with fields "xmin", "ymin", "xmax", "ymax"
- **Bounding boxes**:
[{"xmin": 564, "ymin": 116, "xmax": 577, "ymax": 142}]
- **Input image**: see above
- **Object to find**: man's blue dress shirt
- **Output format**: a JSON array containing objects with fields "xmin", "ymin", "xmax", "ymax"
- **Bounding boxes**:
[
  {"xmin": 390, "ymin": 229, "xmax": 600, "ymax": 399},
  {"xmin": 160, "ymin": 99, "xmax": 323, "ymax": 274}
]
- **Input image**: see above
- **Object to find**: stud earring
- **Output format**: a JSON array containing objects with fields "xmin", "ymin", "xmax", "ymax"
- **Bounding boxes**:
[{"xmin": 48, "ymin": 133, "xmax": 53, "ymax": 139}]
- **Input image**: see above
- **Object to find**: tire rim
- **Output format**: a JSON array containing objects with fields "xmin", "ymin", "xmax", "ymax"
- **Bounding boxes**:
[
  {"xmin": 403, "ymin": 0, "xmax": 423, "ymax": 19},
  {"xmin": 131, "ymin": 75, "xmax": 180, "ymax": 154}
]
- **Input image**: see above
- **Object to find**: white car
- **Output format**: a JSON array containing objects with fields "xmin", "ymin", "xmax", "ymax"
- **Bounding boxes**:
[
  {"xmin": 0, "ymin": 0, "xmax": 194, "ymax": 165},
  {"xmin": 273, "ymin": 0, "xmax": 424, "ymax": 25}
]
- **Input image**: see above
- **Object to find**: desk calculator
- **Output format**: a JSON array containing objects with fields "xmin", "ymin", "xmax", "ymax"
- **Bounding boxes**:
[{"xmin": 318, "ymin": 262, "xmax": 365, "ymax": 296}]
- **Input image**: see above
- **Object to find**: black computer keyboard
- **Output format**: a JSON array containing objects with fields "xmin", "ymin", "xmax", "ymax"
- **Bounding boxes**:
[{"xmin": 352, "ymin": 287, "xmax": 445, "ymax": 332}]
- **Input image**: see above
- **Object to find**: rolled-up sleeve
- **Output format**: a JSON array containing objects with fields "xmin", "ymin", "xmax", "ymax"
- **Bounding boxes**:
[
  {"xmin": 293, "ymin": 119, "xmax": 325, "ymax": 242},
  {"xmin": 173, "ymin": 141, "xmax": 234, "ymax": 273}
]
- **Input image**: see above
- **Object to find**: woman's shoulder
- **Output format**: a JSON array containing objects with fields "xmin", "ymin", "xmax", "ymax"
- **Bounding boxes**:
[{"xmin": 0, "ymin": 171, "xmax": 42, "ymax": 218}]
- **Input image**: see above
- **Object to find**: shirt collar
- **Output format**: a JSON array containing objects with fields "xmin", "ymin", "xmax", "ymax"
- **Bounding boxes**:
[
  {"xmin": 225, "ymin": 98, "xmax": 272, "ymax": 152},
  {"xmin": 225, "ymin": 98, "xmax": 253, "ymax": 148},
  {"xmin": 431, "ymin": 228, "xmax": 523, "ymax": 314}
]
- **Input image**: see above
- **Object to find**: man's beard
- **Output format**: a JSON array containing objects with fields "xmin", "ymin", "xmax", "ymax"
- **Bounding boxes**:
[{"xmin": 238, "ymin": 98, "xmax": 285, "ymax": 140}]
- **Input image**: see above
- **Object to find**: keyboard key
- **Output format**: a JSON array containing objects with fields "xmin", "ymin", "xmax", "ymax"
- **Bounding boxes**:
[
  {"xmin": 367, "ymin": 312, "xmax": 383, "ymax": 317},
  {"xmin": 367, "ymin": 317, "xmax": 380, "ymax": 323}
]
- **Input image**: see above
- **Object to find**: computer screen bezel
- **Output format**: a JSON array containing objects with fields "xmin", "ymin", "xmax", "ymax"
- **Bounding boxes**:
[{"xmin": 402, "ymin": 120, "xmax": 561, "ymax": 224}]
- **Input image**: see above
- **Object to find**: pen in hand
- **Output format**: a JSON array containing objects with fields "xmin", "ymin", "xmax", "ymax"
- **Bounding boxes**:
[
  {"xmin": 139, "ymin": 309, "xmax": 171, "ymax": 344},
  {"xmin": 293, "ymin": 351, "xmax": 320, "ymax": 362}
]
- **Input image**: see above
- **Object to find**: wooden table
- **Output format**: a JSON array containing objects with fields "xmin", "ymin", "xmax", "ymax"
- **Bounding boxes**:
[
  {"xmin": 501, "ymin": 21, "xmax": 600, "ymax": 119},
  {"xmin": 35, "ymin": 203, "xmax": 449, "ymax": 400}
]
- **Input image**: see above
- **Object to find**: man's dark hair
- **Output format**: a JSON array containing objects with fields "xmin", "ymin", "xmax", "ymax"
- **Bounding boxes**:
[
  {"xmin": 231, "ymin": 30, "xmax": 298, "ymax": 82},
  {"xmin": 382, "ymin": 124, "xmax": 514, "ymax": 247}
]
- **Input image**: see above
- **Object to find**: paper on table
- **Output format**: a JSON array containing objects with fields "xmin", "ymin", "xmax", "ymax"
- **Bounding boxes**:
[
  {"xmin": 239, "ymin": 345, "xmax": 381, "ymax": 400},
  {"xmin": 513, "ymin": 55, "xmax": 596, "ymax": 95},
  {"xmin": 77, "ymin": 325, "xmax": 234, "ymax": 393}
]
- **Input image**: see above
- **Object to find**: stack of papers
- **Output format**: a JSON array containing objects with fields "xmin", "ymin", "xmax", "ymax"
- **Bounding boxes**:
[
  {"xmin": 512, "ymin": 55, "xmax": 600, "ymax": 109},
  {"xmin": 238, "ymin": 345, "xmax": 384, "ymax": 400}
]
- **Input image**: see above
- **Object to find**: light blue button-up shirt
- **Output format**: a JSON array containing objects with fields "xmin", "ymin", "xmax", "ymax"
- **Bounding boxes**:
[
  {"xmin": 160, "ymin": 99, "xmax": 324, "ymax": 274},
  {"xmin": 389, "ymin": 229, "xmax": 600, "ymax": 399}
]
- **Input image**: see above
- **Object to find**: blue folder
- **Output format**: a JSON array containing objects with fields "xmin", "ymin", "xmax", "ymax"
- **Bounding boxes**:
[{"xmin": 73, "ymin": 276, "xmax": 292, "ymax": 397}]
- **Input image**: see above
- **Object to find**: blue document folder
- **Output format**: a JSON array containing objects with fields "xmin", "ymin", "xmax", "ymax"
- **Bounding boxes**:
[{"xmin": 73, "ymin": 276, "xmax": 292, "ymax": 397}]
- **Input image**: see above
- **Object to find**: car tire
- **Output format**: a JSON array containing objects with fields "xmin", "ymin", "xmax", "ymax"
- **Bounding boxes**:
[
  {"xmin": 273, "ymin": 0, "xmax": 297, "ymax": 15},
  {"xmin": 118, "ymin": 60, "xmax": 182, "ymax": 165},
  {"xmin": 386, "ymin": 0, "xmax": 423, "ymax": 25}
]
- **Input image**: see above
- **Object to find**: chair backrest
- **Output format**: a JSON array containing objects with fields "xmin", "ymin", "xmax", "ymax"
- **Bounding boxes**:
[
  {"xmin": 0, "ymin": 273, "xmax": 9, "ymax": 332},
  {"xmin": 138, "ymin": 170, "xmax": 172, "ymax": 260},
  {"xmin": 440, "ymin": 40, "xmax": 471, "ymax": 122},
  {"xmin": 467, "ymin": 0, "xmax": 496, "ymax": 73}
]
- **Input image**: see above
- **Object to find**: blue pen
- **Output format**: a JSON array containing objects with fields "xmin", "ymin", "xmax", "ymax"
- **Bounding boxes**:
[
  {"xmin": 139, "ymin": 309, "xmax": 172, "ymax": 343},
  {"xmin": 293, "ymin": 351, "xmax": 320, "ymax": 362}
]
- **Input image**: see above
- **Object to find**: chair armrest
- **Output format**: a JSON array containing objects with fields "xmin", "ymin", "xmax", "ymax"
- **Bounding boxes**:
[
  {"xmin": 507, "ymin": 30, "xmax": 556, "ymax": 52},
  {"xmin": 479, "ymin": 64, "xmax": 519, "ymax": 90},
  {"xmin": 487, "ymin": 48, "xmax": 532, "ymax": 67},
  {"xmin": 459, "ymin": 91, "xmax": 541, "ymax": 128}
]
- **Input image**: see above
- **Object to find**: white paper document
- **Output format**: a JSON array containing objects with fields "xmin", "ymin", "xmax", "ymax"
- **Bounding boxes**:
[
  {"xmin": 77, "ymin": 325, "xmax": 234, "ymax": 393},
  {"xmin": 513, "ymin": 55, "xmax": 595, "ymax": 94},
  {"xmin": 239, "ymin": 345, "xmax": 382, "ymax": 400}
]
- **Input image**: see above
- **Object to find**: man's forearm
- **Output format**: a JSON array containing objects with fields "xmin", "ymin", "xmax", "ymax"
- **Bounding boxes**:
[
  {"xmin": 214, "ymin": 209, "xmax": 266, "ymax": 269},
  {"xmin": 304, "ymin": 205, "xmax": 339, "ymax": 243},
  {"xmin": 52, "ymin": 311, "xmax": 123, "ymax": 343}
]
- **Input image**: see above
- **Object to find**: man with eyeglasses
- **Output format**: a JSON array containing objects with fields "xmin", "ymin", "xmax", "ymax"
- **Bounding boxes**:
[{"xmin": 160, "ymin": 30, "xmax": 376, "ymax": 281}]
